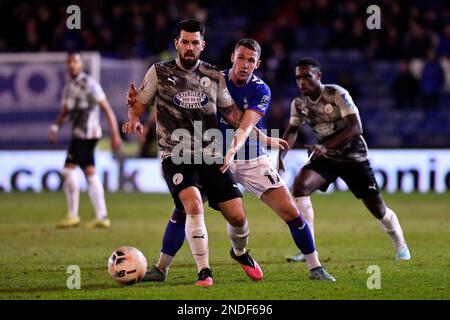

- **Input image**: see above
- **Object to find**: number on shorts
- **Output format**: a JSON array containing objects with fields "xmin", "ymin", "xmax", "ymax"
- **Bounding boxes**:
[{"xmin": 264, "ymin": 169, "xmax": 280, "ymax": 185}]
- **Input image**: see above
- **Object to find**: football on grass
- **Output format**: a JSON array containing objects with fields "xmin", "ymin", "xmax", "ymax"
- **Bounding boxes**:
[{"xmin": 108, "ymin": 246, "xmax": 147, "ymax": 284}]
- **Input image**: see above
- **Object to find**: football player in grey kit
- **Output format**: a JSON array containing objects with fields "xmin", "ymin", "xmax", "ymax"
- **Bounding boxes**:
[
  {"xmin": 49, "ymin": 52, "xmax": 122, "ymax": 229},
  {"xmin": 278, "ymin": 57, "xmax": 411, "ymax": 262},
  {"xmin": 122, "ymin": 19, "xmax": 289, "ymax": 286}
]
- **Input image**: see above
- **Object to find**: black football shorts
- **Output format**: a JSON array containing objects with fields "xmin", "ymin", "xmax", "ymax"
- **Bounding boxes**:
[
  {"xmin": 65, "ymin": 138, "xmax": 98, "ymax": 169},
  {"xmin": 162, "ymin": 157, "xmax": 243, "ymax": 211},
  {"xmin": 302, "ymin": 156, "xmax": 381, "ymax": 199}
]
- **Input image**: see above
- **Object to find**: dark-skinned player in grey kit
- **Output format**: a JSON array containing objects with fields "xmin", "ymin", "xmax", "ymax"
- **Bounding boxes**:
[{"xmin": 278, "ymin": 57, "xmax": 411, "ymax": 263}]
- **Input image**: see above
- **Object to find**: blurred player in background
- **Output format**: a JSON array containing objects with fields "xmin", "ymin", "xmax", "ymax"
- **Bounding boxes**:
[
  {"xmin": 122, "ymin": 20, "xmax": 280, "ymax": 286},
  {"xmin": 278, "ymin": 57, "xmax": 411, "ymax": 262},
  {"xmin": 128, "ymin": 39, "xmax": 335, "ymax": 283},
  {"xmin": 49, "ymin": 52, "xmax": 122, "ymax": 229}
]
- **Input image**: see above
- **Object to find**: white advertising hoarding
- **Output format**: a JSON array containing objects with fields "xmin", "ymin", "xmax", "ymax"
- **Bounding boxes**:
[
  {"xmin": 0, "ymin": 150, "xmax": 449, "ymax": 193},
  {"xmin": 278, "ymin": 149, "xmax": 450, "ymax": 194}
]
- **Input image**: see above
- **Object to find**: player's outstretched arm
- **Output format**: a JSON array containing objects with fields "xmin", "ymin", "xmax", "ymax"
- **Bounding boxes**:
[
  {"xmin": 99, "ymin": 99, "xmax": 122, "ymax": 152},
  {"xmin": 218, "ymin": 104, "xmax": 287, "ymax": 149},
  {"xmin": 219, "ymin": 106, "xmax": 288, "ymax": 173},
  {"xmin": 48, "ymin": 104, "xmax": 69, "ymax": 144},
  {"xmin": 220, "ymin": 107, "xmax": 261, "ymax": 172}
]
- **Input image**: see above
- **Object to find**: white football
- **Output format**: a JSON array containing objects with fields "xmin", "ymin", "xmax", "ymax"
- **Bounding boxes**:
[{"xmin": 108, "ymin": 246, "xmax": 147, "ymax": 285}]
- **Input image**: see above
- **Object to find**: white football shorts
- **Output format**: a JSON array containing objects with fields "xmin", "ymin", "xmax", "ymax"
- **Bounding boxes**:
[{"xmin": 229, "ymin": 155, "xmax": 286, "ymax": 198}]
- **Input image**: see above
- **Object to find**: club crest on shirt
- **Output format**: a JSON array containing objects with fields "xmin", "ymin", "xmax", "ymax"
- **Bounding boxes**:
[
  {"xmin": 200, "ymin": 77, "xmax": 211, "ymax": 88},
  {"xmin": 324, "ymin": 103, "xmax": 334, "ymax": 114},
  {"xmin": 173, "ymin": 91, "xmax": 209, "ymax": 109}
]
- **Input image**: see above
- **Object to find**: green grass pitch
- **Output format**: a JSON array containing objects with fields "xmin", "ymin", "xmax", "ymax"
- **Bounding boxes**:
[{"xmin": 0, "ymin": 191, "xmax": 449, "ymax": 300}]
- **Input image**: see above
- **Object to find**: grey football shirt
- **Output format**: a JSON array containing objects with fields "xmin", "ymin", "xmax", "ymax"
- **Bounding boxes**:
[
  {"xmin": 289, "ymin": 84, "xmax": 368, "ymax": 162},
  {"xmin": 136, "ymin": 59, "xmax": 234, "ymax": 160}
]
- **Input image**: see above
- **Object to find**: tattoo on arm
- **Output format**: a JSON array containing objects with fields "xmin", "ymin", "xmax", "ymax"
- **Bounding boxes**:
[{"xmin": 220, "ymin": 104, "xmax": 243, "ymax": 128}]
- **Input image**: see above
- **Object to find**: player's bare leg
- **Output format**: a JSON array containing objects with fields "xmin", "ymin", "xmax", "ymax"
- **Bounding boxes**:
[
  {"xmin": 56, "ymin": 163, "xmax": 80, "ymax": 228},
  {"xmin": 218, "ymin": 198, "xmax": 263, "ymax": 281},
  {"xmin": 362, "ymin": 194, "xmax": 411, "ymax": 260},
  {"xmin": 261, "ymin": 185, "xmax": 335, "ymax": 281},
  {"xmin": 179, "ymin": 186, "xmax": 212, "ymax": 286},
  {"xmin": 83, "ymin": 165, "xmax": 111, "ymax": 229},
  {"xmin": 286, "ymin": 169, "xmax": 327, "ymax": 262}
]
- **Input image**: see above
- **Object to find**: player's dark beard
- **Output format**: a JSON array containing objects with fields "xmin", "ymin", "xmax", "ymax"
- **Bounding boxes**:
[{"xmin": 179, "ymin": 52, "xmax": 198, "ymax": 69}]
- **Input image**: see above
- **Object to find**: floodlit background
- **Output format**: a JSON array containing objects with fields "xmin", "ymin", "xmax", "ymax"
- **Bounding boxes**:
[
  {"xmin": 0, "ymin": 0, "xmax": 449, "ymax": 193},
  {"xmin": 0, "ymin": 0, "xmax": 449, "ymax": 301}
]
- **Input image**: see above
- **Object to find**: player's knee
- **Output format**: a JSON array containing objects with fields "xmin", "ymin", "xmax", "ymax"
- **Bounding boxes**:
[
  {"xmin": 181, "ymin": 198, "xmax": 203, "ymax": 215},
  {"xmin": 62, "ymin": 168, "xmax": 77, "ymax": 190},
  {"xmin": 83, "ymin": 166, "xmax": 96, "ymax": 177},
  {"xmin": 227, "ymin": 213, "xmax": 246, "ymax": 227},
  {"xmin": 293, "ymin": 177, "xmax": 313, "ymax": 197},
  {"xmin": 369, "ymin": 202, "xmax": 386, "ymax": 219},
  {"xmin": 277, "ymin": 203, "xmax": 300, "ymax": 222},
  {"xmin": 171, "ymin": 208, "xmax": 186, "ymax": 223}
]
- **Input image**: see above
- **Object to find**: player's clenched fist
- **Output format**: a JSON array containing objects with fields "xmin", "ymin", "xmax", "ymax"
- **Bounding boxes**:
[{"xmin": 122, "ymin": 120, "xmax": 144, "ymax": 135}]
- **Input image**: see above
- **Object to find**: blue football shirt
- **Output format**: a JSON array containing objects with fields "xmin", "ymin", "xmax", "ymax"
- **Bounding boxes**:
[{"xmin": 217, "ymin": 69, "xmax": 271, "ymax": 160}]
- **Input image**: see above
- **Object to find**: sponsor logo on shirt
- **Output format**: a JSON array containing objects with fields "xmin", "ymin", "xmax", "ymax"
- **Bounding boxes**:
[
  {"xmin": 173, "ymin": 91, "xmax": 209, "ymax": 109},
  {"xmin": 313, "ymin": 122, "xmax": 336, "ymax": 137},
  {"xmin": 167, "ymin": 77, "xmax": 177, "ymax": 85}
]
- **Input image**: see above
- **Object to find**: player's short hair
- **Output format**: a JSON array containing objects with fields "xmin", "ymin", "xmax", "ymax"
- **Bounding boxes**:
[
  {"xmin": 176, "ymin": 19, "xmax": 205, "ymax": 39},
  {"xmin": 297, "ymin": 57, "xmax": 321, "ymax": 71},
  {"xmin": 235, "ymin": 38, "xmax": 262, "ymax": 58},
  {"xmin": 66, "ymin": 51, "xmax": 82, "ymax": 61}
]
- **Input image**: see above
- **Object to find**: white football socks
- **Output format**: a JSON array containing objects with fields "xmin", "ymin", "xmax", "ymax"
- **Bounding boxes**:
[
  {"xmin": 87, "ymin": 173, "xmax": 108, "ymax": 220},
  {"xmin": 304, "ymin": 251, "xmax": 321, "ymax": 270},
  {"xmin": 63, "ymin": 168, "xmax": 79, "ymax": 218},
  {"xmin": 227, "ymin": 220, "xmax": 249, "ymax": 256},
  {"xmin": 294, "ymin": 196, "xmax": 315, "ymax": 239},
  {"xmin": 378, "ymin": 207, "xmax": 406, "ymax": 250},
  {"xmin": 185, "ymin": 214, "xmax": 210, "ymax": 273}
]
